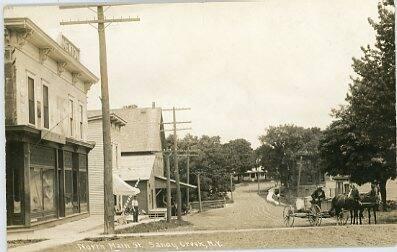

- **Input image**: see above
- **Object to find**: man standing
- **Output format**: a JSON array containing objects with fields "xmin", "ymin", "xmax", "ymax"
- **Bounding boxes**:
[{"xmin": 131, "ymin": 195, "xmax": 139, "ymax": 223}]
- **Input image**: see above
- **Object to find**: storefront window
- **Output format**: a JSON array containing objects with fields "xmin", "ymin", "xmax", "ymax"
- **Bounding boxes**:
[
  {"xmin": 64, "ymin": 169, "xmax": 73, "ymax": 212},
  {"xmin": 79, "ymin": 154, "xmax": 87, "ymax": 212},
  {"xmin": 30, "ymin": 167, "xmax": 43, "ymax": 215},
  {"xmin": 43, "ymin": 169, "xmax": 55, "ymax": 212},
  {"xmin": 30, "ymin": 146, "xmax": 56, "ymax": 218}
]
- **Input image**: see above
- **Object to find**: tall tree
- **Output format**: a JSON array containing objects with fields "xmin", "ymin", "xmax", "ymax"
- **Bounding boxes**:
[
  {"xmin": 257, "ymin": 125, "xmax": 322, "ymax": 187},
  {"xmin": 223, "ymin": 139, "xmax": 255, "ymax": 180},
  {"xmin": 319, "ymin": 0, "xmax": 395, "ymax": 207}
]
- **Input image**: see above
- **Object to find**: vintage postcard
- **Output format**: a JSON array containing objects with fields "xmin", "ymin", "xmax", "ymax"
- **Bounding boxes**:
[{"xmin": 2, "ymin": 0, "xmax": 397, "ymax": 251}]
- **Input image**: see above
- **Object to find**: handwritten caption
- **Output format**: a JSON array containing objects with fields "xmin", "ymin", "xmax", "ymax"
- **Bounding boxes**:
[{"xmin": 76, "ymin": 240, "xmax": 223, "ymax": 250}]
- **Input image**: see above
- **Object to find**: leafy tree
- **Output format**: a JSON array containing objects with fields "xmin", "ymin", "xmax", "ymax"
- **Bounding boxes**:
[
  {"xmin": 257, "ymin": 125, "xmax": 323, "ymax": 187},
  {"xmin": 223, "ymin": 139, "xmax": 255, "ymax": 181},
  {"xmin": 319, "ymin": 0, "xmax": 395, "ymax": 207}
]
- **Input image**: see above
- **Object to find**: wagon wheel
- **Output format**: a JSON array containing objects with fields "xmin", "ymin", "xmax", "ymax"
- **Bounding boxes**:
[
  {"xmin": 283, "ymin": 205, "xmax": 295, "ymax": 227},
  {"xmin": 308, "ymin": 204, "xmax": 322, "ymax": 226},
  {"xmin": 337, "ymin": 210, "xmax": 349, "ymax": 225}
]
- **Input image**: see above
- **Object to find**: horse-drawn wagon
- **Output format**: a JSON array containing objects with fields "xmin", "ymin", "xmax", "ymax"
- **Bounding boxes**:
[{"xmin": 282, "ymin": 196, "xmax": 349, "ymax": 227}]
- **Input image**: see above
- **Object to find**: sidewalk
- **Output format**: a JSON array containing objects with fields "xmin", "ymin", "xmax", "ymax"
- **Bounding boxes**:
[{"xmin": 8, "ymin": 215, "xmax": 158, "ymax": 252}]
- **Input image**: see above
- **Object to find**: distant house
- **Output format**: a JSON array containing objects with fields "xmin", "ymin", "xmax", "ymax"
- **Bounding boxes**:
[
  {"xmin": 87, "ymin": 111, "xmax": 127, "ymax": 214},
  {"xmin": 112, "ymin": 104, "xmax": 196, "ymax": 214},
  {"xmin": 234, "ymin": 167, "xmax": 267, "ymax": 182},
  {"xmin": 4, "ymin": 18, "xmax": 98, "ymax": 228}
]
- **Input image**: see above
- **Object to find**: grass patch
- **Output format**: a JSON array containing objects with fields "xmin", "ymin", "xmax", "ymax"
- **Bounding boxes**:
[
  {"xmin": 7, "ymin": 239, "xmax": 47, "ymax": 249},
  {"xmin": 376, "ymin": 209, "xmax": 397, "ymax": 224},
  {"xmin": 83, "ymin": 236, "xmax": 121, "ymax": 242},
  {"xmin": 115, "ymin": 219, "xmax": 192, "ymax": 234}
]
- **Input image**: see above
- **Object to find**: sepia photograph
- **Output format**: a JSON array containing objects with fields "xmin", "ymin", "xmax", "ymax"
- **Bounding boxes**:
[{"xmin": 1, "ymin": 0, "xmax": 397, "ymax": 251}]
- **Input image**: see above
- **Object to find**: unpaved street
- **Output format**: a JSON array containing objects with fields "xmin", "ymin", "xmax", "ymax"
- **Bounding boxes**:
[
  {"xmin": 185, "ymin": 182, "xmax": 335, "ymax": 230},
  {"xmin": 44, "ymin": 224, "xmax": 397, "ymax": 251}
]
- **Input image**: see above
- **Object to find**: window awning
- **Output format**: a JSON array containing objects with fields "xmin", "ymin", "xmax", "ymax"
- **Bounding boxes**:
[
  {"xmin": 154, "ymin": 176, "xmax": 197, "ymax": 189},
  {"xmin": 113, "ymin": 174, "xmax": 140, "ymax": 195}
]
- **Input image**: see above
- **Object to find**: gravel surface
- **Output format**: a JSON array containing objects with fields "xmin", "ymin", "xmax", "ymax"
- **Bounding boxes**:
[
  {"xmin": 43, "ymin": 224, "xmax": 397, "ymax": 251},
  {"xmin": 185, "ymin": 182, "xmax": 335, "ymax": 230},
  {"xmin": 29, "ymin": 182, "xmax": 397, "ymax": 251}
]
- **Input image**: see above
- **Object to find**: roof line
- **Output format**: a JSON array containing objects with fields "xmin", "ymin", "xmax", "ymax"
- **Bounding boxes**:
[{"xmin": 4, "ymin": 17, "xmax": 99, "ymax": 84}]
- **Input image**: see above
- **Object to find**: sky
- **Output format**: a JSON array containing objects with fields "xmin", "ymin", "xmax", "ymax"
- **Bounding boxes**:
[{"xmin": 3, "ymin": 0, "xmax": 380, "ymax": 148}]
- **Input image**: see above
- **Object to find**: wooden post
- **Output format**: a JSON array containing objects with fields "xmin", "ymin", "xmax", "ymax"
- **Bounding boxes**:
[
  {"xmin": 230, "ymin": 174, "xmax": 234, "ymax": 202},
  {"xmin": 186, "ymin": 152, "xmax": 190, "ymax": 208},
  {"xmin": 97, "ymin": 5, "xmax": 114, "ymax": 234},
  {"xmin": 165, "ymin": 152, "xmax": 172, "ymax": 222},
  {"xmin": 172, "ymin": 107, "xmax": 182, "ymax": 220},
  {"xmin": 197, "ymin": 173, "xmax": 202, "ymax": 212},
  {"xmin": 297, "ymin": 156, "xmax": 303, "ymax": 197},
  {"xmin": 257, "ymin": 171, "xmax": 260, "ymax": 194},
  {"xmin": 22, "ymin": 142, "xmax": 31, "ymax": 227}
]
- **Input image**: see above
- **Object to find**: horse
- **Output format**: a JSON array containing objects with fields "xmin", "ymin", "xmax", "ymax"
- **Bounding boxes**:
[
  {"xmin": 358, "ymin": 193, "xmax": 378, "ymax": 224},
  {"xmin": 329, "ymin": 191, "xmax": 362, "ymax": 225}
]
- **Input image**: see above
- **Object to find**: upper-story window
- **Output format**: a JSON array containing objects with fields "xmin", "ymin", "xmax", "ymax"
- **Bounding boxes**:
[
  {"xmin": 79, "ymin": 104, "xmax": 83, "ymax": 139},
  {"xmin": 28, "ymin": 77, "xmax": 35, "ymax": 124},
  {"xmin": 69, "ymin": 99, "xmax": 74, "ymax": 137},
  {"xmin": 43, "ymin": 85, "xmax": 49, "ymax": 129}
]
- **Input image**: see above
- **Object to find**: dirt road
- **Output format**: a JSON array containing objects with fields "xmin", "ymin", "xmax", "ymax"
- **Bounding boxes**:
[
  {"xmin": 185, "ymin": 182, "xmax": 335, "ymax": 230},
  {"xmin": 43, "ymin": 224, "xmax": 397, "ymax": 251}
]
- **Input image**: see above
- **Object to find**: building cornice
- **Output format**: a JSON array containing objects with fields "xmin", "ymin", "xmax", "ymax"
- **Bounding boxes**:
[{"xmin": 4, "ymin": 18, "xmax": 99, "ymax": 86}]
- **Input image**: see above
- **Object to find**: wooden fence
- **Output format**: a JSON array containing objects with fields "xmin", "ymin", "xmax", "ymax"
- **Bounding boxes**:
[{"xmin": 190, "ymin": 199, "xmax": 226, "ymax": 211}]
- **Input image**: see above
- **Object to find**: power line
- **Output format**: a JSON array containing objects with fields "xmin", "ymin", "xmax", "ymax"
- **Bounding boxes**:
[{"xmin": 60, "ymin": 4, "xmax": 140, "ymax": 235}]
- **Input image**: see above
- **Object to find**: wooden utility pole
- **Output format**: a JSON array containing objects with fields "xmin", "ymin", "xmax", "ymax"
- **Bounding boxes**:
[
  {"xmin": 297, "ymin": 156, "xmax": 303, "ymax": 197},
  {"xmin": 165, "ymin": 151, "xmax": 172, "ymax": 222},
  {"xmin": 186, "ymin": 150, "xmax": 190, "ymax": 209},
  {"xmin": 60, "ymin": 4, "xmax": 139, "ymax": 234},
  {"xmin": 257, "ymin": 170, "xmax": 260, "ymax": 194},
  {"xmin": 162, "ymin": 107, "xmax": 191, "ymax": 221},
  {"xmin": 197, "ymin": 173, "xmax": 203, "ymax": 212},
  {"xmin": 172, "ymin": 107, "xmax": 182, "ymax": 220},
  {"xmin": 230, "ymin": 173, "xmax": 234, "ymax": 202}
]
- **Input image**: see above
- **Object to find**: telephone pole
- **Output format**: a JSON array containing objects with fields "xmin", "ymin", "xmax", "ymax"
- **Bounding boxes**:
[
  {"xmin": 158, "ymin": 149, "xmax": 197, "ymax": 222},
  {"xmin": 197, "ymin": 173, "xmax": 203, "ymax": 212},
  {"xmin": 230, "ymin": 173, "xmax": 234, "ymax": 202},
  {"xmin": 60, "ymin": 4, "xmax": 140, "ymax": 234},
  {"xmin": 162, "ymin": 107, "xmax": 191, "ymax": 221},
  {"xmin": 165, "ymin": 151, "xmax": 172, "ymax": 222},
  {"xmin": 178, "ymin": 149, "xmax": 198, "ymax": 209}
]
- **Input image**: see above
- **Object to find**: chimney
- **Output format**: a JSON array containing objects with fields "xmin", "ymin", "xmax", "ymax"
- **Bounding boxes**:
[{"xmin": 152, "ymin": 102, "xmax": 155, "ymax": 108}]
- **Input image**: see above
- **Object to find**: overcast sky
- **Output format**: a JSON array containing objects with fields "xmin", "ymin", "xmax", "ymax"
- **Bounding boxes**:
[{"xmin": 4, "ymin": 0, "xmax": 380, "ymax": 148}]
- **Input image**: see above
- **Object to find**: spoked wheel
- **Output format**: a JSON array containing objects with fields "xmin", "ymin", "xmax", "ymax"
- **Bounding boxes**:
[
  {"xmin": 308, "ymin": 204, "xmax": 322, "ymax": 226},
  {"xmin": 337, "ymin": 210, "xmax": 349, "ymax": 225},
  {"xmin": 283, "ymin": 205, "xmax": 295, "ymax": 227}
]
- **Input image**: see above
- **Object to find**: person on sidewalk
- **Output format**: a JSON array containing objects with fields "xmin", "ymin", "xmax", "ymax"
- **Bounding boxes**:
[{"xmin": 131, "ymin": 195, "xmax": 139, "ymax": 223}]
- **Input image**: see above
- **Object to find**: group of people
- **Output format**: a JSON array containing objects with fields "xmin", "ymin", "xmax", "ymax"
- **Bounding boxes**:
[{"xmin": 310, "ymin": 181, "xmax": 381, "ymax": 208}]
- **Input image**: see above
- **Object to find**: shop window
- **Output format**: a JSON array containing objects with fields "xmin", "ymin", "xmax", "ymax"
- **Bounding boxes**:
[
  {"xmin": 43, "ymin": 169, "xmax": 55, "ymax": 212},
  {"xmin": 13, "ymin": 168, "xmax": 21, "ymax": 214},
  {"xmin": 30, "ymin": 146, "xmax": 56, "ymax": 218},
  {"xmin": 79, "ymin": 154, "xmax": 88, "ymax": 212},
  {"xmin": 30, "ymin": 167, "xmax": 43, "ymax": 215},
  {"xmin": 64, "ymin": 151, "xmax": 73, "ymax": 214}
]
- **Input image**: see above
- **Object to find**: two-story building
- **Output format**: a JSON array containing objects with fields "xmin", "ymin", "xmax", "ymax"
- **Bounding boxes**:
[
  {"xmin": 4, "ymin": 18, "xmax": 98, "ymax": 228},
  {"xmin": 112, "ymin": 104, "xmax": 196, "ymax": 215},
  {"xmin": 87, "ymin": 111, "xmax": 127, "ymax": 215}
]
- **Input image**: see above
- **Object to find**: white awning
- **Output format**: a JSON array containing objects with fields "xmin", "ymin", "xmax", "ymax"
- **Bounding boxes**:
[{"xmin": 113, "ymin": 174, "xmax": 140, "ymax": 195}]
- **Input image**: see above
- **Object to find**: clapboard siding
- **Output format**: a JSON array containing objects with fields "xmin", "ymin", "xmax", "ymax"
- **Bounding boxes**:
[{"xmin": 87, "ymin": 119, "xmax": 123, "ymax": 215}]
